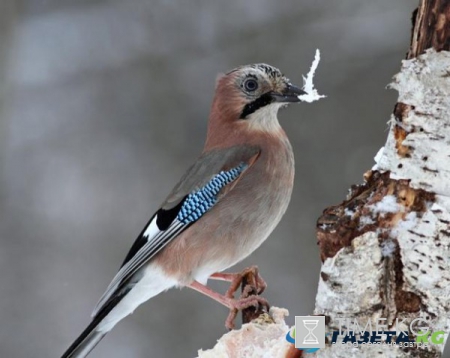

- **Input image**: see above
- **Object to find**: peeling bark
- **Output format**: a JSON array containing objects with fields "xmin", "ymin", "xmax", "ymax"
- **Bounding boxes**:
[{"xmin": 408, "ymin": 0, "xmax": 450, "ymax": 59}]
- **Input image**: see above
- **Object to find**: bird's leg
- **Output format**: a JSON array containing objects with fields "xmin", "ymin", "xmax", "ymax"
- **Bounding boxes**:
[
  {"xmin": 209, "ymin": 265, "xmax": 267, "ymax": 298},
  {"xmin": 208, "ymin": 272, "xmax": 237, "ymax": 282},
  {"xmin": 188, "ymin": 280, "xmax": 269, "ymax": 330}
]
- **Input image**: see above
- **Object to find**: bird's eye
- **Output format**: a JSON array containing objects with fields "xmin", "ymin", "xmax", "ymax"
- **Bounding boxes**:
[{"xmin": 243, "ymin": 78, "xmax": 258, "ymax": 92}]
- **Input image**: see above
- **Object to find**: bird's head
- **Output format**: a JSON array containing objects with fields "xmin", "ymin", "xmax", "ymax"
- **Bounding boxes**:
[{"xmin": 207, "ymin": 64, "xmax": 305, "ymax": 145}]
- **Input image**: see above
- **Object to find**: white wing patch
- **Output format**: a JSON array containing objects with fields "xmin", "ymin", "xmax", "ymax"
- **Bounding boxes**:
[{"xmin": 143, "ymin": 218, "xmax": 159, "ymax": 239}]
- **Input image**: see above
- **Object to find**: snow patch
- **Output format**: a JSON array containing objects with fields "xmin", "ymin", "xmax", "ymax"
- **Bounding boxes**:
[
  {"xmin": 372, "ymin": 146, "xmax": 385, "ymax": 170},
  {"xmin": 298, "ymin": 49, "xmax": 326, "ymax": 103},
  {"xmin": 369, "ymin": 195, "xmax": 403, "ymax": 214},
  {"xmin": 359, "ymin": 216, "xmax": 374, "ymax": 226},
  {"xmin": 381, "ymin": 239, "xmax": 396, "ymax": 257},
  {"xmin": 344, "ymin": 208, "xmax": 355, "ymax": 217},
  {"xmin": 392, "ymin": 212, "xmax": 418, "ymax": 237}
]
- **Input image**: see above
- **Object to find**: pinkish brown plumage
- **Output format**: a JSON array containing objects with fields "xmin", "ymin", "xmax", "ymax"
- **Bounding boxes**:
[{"xmin": 62, "ymin": 63, "xmax": 305, "ymax": 358}]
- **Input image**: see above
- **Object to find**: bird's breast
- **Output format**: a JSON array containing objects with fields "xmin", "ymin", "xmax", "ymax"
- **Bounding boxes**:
[
  {"xmin": 156, "ymin": 134, "xmax": 295, "ymax": 285},
  {"xmin": 201, "ymin": 133, "xmax": 295, "ymax": 265}
]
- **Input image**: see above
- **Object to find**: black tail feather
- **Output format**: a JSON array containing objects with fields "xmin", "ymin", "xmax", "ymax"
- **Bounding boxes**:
[{"xmin": 61, "ymin": 293, "xmax": 125, "ymax": 358}]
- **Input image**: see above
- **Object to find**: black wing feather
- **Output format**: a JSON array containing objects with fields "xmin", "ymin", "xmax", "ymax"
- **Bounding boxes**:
[{"xmin": 121, "ymin": 196, "xmax": 187, "ymax": 268}]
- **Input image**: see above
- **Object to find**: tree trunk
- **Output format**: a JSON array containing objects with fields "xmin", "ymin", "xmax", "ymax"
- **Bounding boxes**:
[{"xmin": 314, "ymin": 0, "xmax": 450, "ymax": 357}]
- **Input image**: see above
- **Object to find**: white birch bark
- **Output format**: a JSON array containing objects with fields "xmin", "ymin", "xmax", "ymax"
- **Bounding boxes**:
[{"xmin": 314, "ymin": 49, "xmax": 450, "ymax": 357}]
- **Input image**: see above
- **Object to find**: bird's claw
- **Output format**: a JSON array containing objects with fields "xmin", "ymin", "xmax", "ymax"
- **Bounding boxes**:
[
  {"xmin": 224, "ymin": 265, "xmax": 267, "ymax": 298},
  {"xmin": 207, "ymin": 266, "xmax": 270, "ymax": 329},
  {"xmin": 224, "ymin": 295, "xmax": 270, "ymax": 330}
]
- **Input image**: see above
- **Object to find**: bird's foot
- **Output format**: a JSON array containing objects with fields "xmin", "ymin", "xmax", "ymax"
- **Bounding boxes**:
[
  {"xmin": 188, "ymin": 274, "xmax": 270, "ymax": 330},
  {"xmin": 207, "ymin": 266, "xmax": 269, "ymax": 329},
  {"xmin": 209, "ymin": 265, "xmax": 267, "ymax": 298},
  {"xmin": 224, "ymin": 295, "xmax": 270, "ymax": 330}
]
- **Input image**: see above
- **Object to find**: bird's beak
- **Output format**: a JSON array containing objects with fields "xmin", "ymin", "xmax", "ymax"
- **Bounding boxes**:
[{"xmin": 271, "ymin": 83, "xmax": 306, "ymax": 103}]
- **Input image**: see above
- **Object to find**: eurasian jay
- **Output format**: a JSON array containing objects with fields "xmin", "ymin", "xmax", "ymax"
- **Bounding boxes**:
[{"xmin": 62, "ymin": 63, "xmax": 305, "ymax": 358}]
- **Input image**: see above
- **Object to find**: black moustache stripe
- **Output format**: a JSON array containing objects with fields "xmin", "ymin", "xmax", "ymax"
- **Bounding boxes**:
[{"xmin": 240, "ymin": 93, "xmax": 274, "ymax": 119}]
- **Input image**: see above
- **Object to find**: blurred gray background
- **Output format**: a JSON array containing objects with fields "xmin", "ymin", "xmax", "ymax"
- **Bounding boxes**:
[{"xmin": 1, "ymin": 1, "xmax": 441, "ymax": 357}]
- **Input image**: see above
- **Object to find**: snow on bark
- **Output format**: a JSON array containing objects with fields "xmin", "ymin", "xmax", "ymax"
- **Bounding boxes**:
[
  {"xmin": 197, "ymin": 307, "xmax": 292, "ymax": 358},
  {"xmin": 314, "ymin": 49, "xmax": 450, "ymax": 357},
  {"xmin": 375, "ymin": 49, "xmax": 450, "ymax": 197}
]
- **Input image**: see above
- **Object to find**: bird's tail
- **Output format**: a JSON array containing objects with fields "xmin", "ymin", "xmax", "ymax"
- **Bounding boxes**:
[
  {"xmin": 61, "ymin": 294, "xmax": 125, "ymax": 358},
  {"xmin": 61, "ymin": 325, "xmax": 106, "ymax": 358}
]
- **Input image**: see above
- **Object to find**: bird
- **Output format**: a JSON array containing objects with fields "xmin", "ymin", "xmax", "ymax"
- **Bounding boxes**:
[{"xmin": 62, "ymin": 63, "xmax": 305, "ymax": 358}]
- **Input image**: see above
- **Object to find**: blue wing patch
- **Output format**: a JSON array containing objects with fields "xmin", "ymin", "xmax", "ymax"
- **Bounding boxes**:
[
  {"xmin": 120, "ymin": 162, "xmax": 248, "ymax": 270},
  {"xmin": 177, "ymin": 163, "xmax": 248, "ymax": 224}
]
